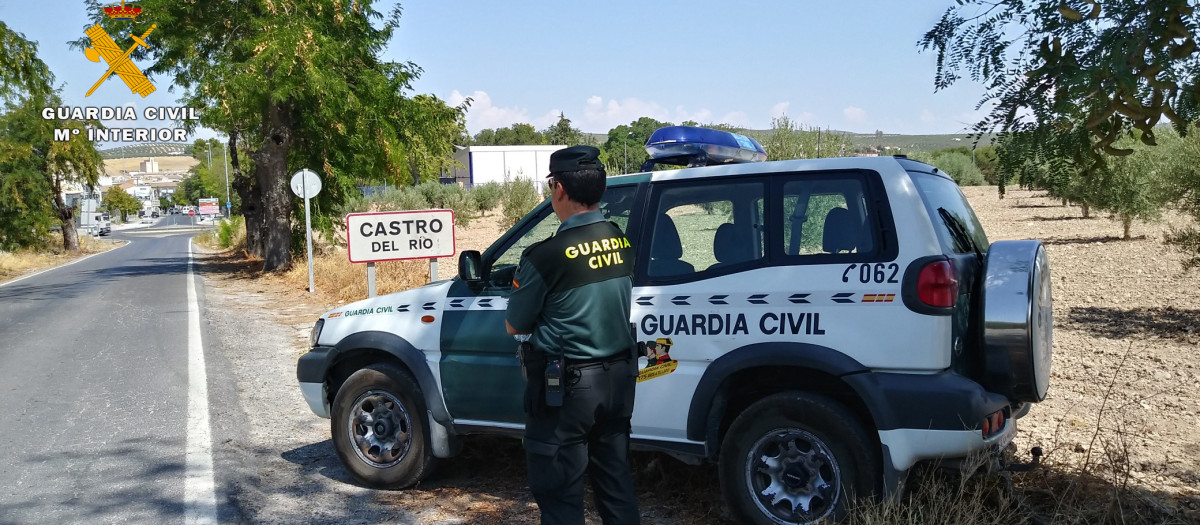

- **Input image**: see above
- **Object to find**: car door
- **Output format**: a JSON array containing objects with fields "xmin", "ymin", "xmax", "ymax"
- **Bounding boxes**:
[{"xmin": 439, "ymin": 183, "xmax": 641, "ymax": 424}]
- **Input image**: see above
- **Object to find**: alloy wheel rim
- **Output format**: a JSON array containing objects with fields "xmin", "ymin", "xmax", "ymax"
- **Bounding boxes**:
[
  {"xmin": 347, "ymin": 389, "xmax": 412, "ymax": 468},
  {"xmin": 745, "ymin": 428, "xmax": 841, "ymax": 524}
]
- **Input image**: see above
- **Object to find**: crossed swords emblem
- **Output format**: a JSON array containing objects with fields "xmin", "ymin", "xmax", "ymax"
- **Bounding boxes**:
[{"xmin": 83, "ymin": 24, "xmax": 157, "ymax": 97}]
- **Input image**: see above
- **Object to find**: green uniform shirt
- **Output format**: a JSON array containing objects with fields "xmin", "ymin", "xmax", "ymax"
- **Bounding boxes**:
[{"xmin": 506, "ymin": 210, "xmax": 635, "ymax": 360}]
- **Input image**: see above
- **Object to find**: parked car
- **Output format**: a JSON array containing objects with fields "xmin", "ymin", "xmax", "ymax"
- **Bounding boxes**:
[{"xmin": 296, "ymin": 127, "xmax": 1053, "ymax": 524}]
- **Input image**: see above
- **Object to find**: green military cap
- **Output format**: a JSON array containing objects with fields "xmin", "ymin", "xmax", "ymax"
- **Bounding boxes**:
[{"xmin": 549, "ymin": 145, "xmax": 604, "ymax": 173}]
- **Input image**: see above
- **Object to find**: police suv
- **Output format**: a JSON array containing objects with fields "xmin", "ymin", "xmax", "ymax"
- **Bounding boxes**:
[{"xmin": 297, "ymin": 126, "xmax": 1053, "ymax": 524}]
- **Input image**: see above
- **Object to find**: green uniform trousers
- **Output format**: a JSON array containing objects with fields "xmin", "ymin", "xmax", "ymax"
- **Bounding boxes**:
[{"xmin": 523, "ymin": 356, "xmax": 640, "ymax": 525}]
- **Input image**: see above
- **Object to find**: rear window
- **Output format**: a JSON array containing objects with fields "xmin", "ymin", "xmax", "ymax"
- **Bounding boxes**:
[{"xmin": 909, "ymin": 172, "xmax": 988, "ymax": 254}]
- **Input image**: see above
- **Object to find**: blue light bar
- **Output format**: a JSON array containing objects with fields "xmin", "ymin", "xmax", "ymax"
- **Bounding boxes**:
[{"xmin": 645, "ymin": 126, "xmax": 767, "ymax": 164}]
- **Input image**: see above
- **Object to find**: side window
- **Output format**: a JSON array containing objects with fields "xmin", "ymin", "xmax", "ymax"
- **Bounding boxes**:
[
  {"xmin": 489, "ymin": 185, "xmax": 637, "ymax": 287},
  {"xmin": 781, "ymin": 176, "xmax": 876, "ymax": 257},
  {"xmin": 644, "ymin": 181, "xmax": 764, "ymax": 279}
]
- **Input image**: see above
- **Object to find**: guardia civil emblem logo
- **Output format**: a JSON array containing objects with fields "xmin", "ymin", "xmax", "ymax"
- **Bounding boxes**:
[{"xmin": 82, "ymin": 1, "xmax": 156, "ymax": 97}]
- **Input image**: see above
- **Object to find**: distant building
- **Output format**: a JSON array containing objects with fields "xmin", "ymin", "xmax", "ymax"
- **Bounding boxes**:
[
  {"xmin": 140, "ymin": 158, "xmax": 159, "ymax": 173},
  {"xmin": 450, "ymin": 145, "xmax": 567, "ymax": 193}
]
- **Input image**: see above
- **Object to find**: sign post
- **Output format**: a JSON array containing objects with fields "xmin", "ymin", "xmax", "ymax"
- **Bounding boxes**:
[
  {"xmin": 290, "ymin": 169, "xmax": 323, "ymax": 293},
  {"xmin": 346, "ymin": 210, "xmax": 456, "ymax": 296}
]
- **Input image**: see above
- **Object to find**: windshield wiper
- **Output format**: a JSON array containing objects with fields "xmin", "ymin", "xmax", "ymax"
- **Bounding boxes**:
[{"xmin": 938, "ymin": 207, "xmax": 983, "ymax": 262}]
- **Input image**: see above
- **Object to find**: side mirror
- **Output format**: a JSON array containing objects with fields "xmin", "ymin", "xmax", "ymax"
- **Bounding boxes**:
[{"xmin": 458, "ymin": 250, "xmax": 483, "ymax": 284}]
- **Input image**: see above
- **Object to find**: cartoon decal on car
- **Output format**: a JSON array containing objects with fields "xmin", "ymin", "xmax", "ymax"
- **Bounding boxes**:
[{"xmin": 638, "ymin": 338, "xmax": 678, "ymax": 382}]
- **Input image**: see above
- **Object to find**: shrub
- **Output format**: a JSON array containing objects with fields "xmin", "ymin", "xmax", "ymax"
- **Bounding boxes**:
[
  {"xmin": 471, "ymin": 183, "xmax": 504, "ymax": 214},
  {"xmin": 416, "ymin": 181, "xmax": 445, "ymax": 207},
  {"xmin": 501, "ymin": 179, "xmax": 540, "ymax": 229},
  {"xmin": 441, "ymin": 189, "xmax": 477, "ymax": 228},
  {"xmin": 929, "ymin": 152, "xmax": 987, "ymax": 186},
  {"xmin": 216, "ymin": 216, "xmax": 245, "ymax": 249}
]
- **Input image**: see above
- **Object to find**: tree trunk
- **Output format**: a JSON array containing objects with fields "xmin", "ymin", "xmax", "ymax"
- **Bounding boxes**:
[
  {"xmin": 51, "ymin": 177, "xmax": 79, "ymax": 251},
  {"xmin": 1081, "ymin": 203, "xmax": 1090, "ymax": 218},
  {"xmin": 250, "ymin": 102, "xmax": 294, "ymax": 272},
  {"xmin": 1122, "ymin": 214, "xmax": 1132, "ymax": 239},
  {"xmin": 229, "ymin": 130, "xmax": 264, "ymax": 257}
]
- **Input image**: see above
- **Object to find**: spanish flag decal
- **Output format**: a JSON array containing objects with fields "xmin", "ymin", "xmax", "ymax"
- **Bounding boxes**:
[{"xmin": 861, "ymin": 293, "xmax": 896, "ymax": 303}]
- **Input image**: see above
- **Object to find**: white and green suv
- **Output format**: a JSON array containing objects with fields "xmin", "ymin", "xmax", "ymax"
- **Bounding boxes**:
[{"xmin": 297, "ymin": 127, "xmax": 1053, "ymax": 524}]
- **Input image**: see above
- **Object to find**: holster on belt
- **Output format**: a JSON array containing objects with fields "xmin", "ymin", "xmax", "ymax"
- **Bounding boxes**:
[{"xmin": 516, "ymin": 341, "xmax": 544, "ymax": 381}]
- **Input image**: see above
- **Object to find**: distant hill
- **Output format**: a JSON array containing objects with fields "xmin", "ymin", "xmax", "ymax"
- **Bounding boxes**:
[
  {"xmin": 846, "ymin": 132, "xmax": 997, "ymax": 153},
  {"xmin": 99, "ymin": 143, "xmax": 191, "ymax": 159}
]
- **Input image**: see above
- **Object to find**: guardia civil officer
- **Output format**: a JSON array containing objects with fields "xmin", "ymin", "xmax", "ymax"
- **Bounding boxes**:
[{"xmin": 505, "ymin": 145, "xmax": 640, "ymax": 525}]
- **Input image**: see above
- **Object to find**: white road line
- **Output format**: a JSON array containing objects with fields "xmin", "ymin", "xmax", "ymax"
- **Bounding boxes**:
[
  {"xmin": 185, "ymin": 242, "xmax": 218, "ymax": 524},
  {"xmin": 0, "ymin": 241, "xmax": 129, "ymax": 288}
]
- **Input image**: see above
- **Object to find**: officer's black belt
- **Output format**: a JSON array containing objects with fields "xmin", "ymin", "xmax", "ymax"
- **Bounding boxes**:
[{"xmin": 564, "ymin": 353, "xmax": 629, "ymax": 370}]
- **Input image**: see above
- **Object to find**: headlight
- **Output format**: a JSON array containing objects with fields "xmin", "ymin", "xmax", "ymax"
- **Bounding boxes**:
[{"xmin": 309, "ymin": 318, "xmax": 324, "ymax": 348}]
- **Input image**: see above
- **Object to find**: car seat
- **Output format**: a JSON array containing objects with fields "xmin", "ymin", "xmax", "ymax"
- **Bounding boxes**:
[
  {"xmin": 709, "ymin": 223, "xmax": 756, "ymax": 270},
  {"xmin": 648, "ymin": 214, "xmax": 695, "ymax": 277},
  {"xmin": 822, "ymin": 207, "xmax": 861, "ymax": 254}
]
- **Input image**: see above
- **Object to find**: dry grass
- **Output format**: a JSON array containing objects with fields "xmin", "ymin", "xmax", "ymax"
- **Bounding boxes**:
[
  {"xmin": 0, "ymin": 233, "xmax": 123, "ymax": 282},
  {"xmin": 283, "ymin": 253, "xmax": 436, "ymax": 303}
]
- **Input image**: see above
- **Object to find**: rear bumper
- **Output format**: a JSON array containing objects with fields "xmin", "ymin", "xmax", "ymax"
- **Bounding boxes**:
[
  {"xmin": 879, "ymin": 420, "xmax": 1016, "ymax": 472},
  {"xmin": 844, "ymin": 370, "xmax": 1017, "ymax": 473}
]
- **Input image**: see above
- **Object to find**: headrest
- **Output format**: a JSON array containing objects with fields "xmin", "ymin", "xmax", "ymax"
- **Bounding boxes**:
[
  {"xmin": 652, "ymin": 214, "xmax": 683, "ymax": 259},
  {"xmin": 822, "ymin": 207, "xmax": 859, "ymax": 254},
  {"xmin": 713, "ymin": 223, "xmax": 751, "ymax": 263}
]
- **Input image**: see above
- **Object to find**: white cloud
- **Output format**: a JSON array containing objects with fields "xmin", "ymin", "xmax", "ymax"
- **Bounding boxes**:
[
  {"xmin": 452, "ymin": 91, "xmax": 812, "ymax": 135},
  {"xmin": 718, "ymin": 111, "xmax": 751, "ymax": 128},
  {"xmin": 674, "ymin": 106, "xmax": 713, "ymax": 125},
  {"xmin": 843, "ymin": 106, "xmax": 868, "ymax": 124},
  {"xmin": 770, "ymin": 102, "xmax": 790, "ymax": 119},
  {"xmin": 581, "ymin": 96, "xmax": 674, "ymax": 131},
  {"xmin": 450, "ymin": 90, "xmax": 533, "ymax": 132}
]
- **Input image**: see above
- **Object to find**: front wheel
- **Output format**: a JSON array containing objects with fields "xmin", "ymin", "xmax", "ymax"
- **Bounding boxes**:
[
  {"xmin": 719, "ymin": 392, "xmax": 879, "ymax": 524},
  {"xmin": 331, "ymin": 363, "xmax": 437, "ymax": 488}
]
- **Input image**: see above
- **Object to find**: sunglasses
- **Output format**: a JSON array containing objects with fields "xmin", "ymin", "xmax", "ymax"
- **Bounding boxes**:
[{"xmin": 547, "ymin": 177, "xmax": 560, "ymax": 190}]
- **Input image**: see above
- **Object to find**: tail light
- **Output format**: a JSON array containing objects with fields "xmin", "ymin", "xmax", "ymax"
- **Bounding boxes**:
[
  {"xmin": 982, "ymin": 409, "xmax": 1007, "ymax": 439},
  {"xmin": 917, "ymin": 260, "xmax": 958, "ymax": 307}
]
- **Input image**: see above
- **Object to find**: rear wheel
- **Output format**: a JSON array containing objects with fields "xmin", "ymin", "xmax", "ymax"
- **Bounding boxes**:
[
  {"xmin": 331, "ymin": 363, "xmax": 437, "ymax": 488},
  {"xmin": 720, "ymin": 392, "xmax": 879, "ymax": 524}
]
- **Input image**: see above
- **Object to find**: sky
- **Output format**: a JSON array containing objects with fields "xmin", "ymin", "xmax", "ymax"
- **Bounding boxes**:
[{"xmin": 4, "ymin": 1, "xmax": 995, "ymax": 147}]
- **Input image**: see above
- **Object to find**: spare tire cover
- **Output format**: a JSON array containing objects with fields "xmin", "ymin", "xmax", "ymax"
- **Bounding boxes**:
[{"xmin": 982, "ymin": 240, "xmax": 1053, "ymax": 402}]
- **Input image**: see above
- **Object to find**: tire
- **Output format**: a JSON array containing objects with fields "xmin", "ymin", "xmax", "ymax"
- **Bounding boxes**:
[
  {"xmin": 719, "ymin": 392, "xmax": 879, "ymax": 524},
  {"xmin": 981, "ymin": 240, "xmax": 1053, "ymax": 402},
  {"xmin": 331, "ymin": 363, "xmax": 437, "ymax": 488}
]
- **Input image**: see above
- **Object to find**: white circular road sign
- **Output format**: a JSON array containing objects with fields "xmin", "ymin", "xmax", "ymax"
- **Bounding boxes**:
[{"xmin": 290, "ymin": 169, "xmax": 322, "ymax": 198}]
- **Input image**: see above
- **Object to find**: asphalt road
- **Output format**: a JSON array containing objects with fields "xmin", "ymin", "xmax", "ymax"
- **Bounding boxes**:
[{"xmin": 0, "ymin": 221, "xmax": 232, "ymax": 524}]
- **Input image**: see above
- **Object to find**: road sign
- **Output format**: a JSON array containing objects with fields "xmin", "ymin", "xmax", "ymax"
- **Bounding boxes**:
[
  {"xmin": 290, "ymin": 169, "xmax": 322, "ymax": 198},
  {"xmin": 198, "ymin": 197, "xmax": 219, "ymax": 216},
  {"xmin": 292, "ymin": 169, "xmax": 322, "ymax": 293},
  {"xmin": 189, "ymin": 209, "xmax": 195, "ymax": 217},
  {"xmin": 346, "ymin": 210, "xmax": 456, "ymax": 263}
]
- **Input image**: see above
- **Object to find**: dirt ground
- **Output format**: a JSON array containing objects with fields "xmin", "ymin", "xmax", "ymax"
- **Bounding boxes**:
[{"xmin": 199, "ymin": 186, "xmax": 1200, "ymax": 524}]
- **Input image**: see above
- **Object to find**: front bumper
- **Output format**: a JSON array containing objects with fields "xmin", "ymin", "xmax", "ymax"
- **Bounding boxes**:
[
  {"xmin": 299, "ymin": 381, "xmax": 330, "ymax": 418},
  {"xmin": 297, "ymin": 346, "xmax": 336, "ymax": 418}
]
